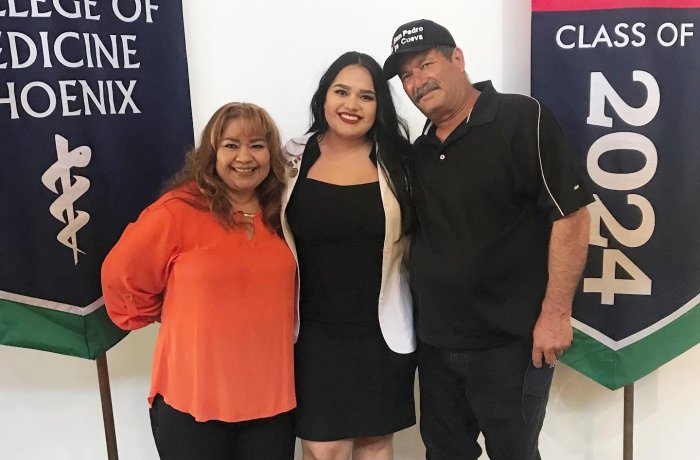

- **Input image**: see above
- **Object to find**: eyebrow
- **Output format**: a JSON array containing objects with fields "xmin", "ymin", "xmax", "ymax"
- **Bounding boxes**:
[
  {"xmin": 221, "ymin": 137, "xmax": 266, "ymax": 143},
  {"xmin": 400, "ymin": 51, "xmax": 435, "ymax": 73},
  {"xmin": 333, "ymin": 83, "xmax": 376, "ymax": 96}
]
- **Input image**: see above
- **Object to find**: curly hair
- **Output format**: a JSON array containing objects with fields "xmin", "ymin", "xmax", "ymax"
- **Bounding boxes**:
[{"xmin": 164, "ymin": 102, "xmax": 286, "ymax": 234}]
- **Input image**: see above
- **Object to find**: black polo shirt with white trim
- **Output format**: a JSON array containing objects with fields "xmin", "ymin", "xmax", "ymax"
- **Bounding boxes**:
[{"xmin": 410, "ymin": 80, "xmax": 592, "ymax": 349}]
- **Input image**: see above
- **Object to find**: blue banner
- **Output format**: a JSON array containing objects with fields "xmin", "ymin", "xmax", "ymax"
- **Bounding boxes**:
[
  {"xmin": 0, "ymin": 0, "xmax": 193, "ymax": 358},
  {"xmin": 532, "ymin": 3, "xmax": 700, "ymax": 389}
]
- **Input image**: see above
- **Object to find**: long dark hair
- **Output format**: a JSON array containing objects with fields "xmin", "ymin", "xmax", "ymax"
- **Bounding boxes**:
[
  {"xmin": 308, "ymin": 51, "xmax": 414, "ymax": 234},
  {"xmin": 164, "ymin": 102, "xmax": 286, "ymax": 235}
]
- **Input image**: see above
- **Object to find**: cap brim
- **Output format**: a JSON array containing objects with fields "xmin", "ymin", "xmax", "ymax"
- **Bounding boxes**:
[
  {"xmin": 382, "ymin": 44, "xmax": 435, "ymax": 80},
  {"xmin": 382, "ymin": 53, "xmax": 401, "ymax": 80}
]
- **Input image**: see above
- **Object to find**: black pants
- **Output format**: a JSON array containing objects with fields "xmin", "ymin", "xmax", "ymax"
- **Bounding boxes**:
[
  {"xmin": 418, "ymin": 338, "xmax": 553, "ymax": 460},
  {"xmin": 149, "ymin": 394, "xmax": 295, "ymax": 460}
]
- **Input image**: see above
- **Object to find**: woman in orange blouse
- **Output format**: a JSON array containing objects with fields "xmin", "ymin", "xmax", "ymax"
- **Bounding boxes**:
[{"xmin": 101, "ymin": 102, "xmax": 296, "ymax": 460}]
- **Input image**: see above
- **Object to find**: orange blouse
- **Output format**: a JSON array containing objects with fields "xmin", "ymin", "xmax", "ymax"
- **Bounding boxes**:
[{"xmin": 101, "ymin": 188, "xmax": 296, "ymax": 422}]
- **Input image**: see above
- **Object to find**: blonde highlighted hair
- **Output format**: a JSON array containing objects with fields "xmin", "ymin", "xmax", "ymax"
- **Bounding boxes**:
[{"xmin": 164, "ymin": 102, "xmax": 286, "ymax": 234}]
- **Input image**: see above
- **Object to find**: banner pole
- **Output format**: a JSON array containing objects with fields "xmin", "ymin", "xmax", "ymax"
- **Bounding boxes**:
[
  {"xmin": 623, "ymin": 383, "xmax": 634, "ymax": 460},
  {"xmin": 96, "ymin": 354, "xmax": 119, "ymax": 460}
]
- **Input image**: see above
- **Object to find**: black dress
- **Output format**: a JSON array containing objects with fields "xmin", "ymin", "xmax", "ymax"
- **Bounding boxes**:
[{"xmin": 286, "ymin": 139, "xmax": 416, "ymax": 441}]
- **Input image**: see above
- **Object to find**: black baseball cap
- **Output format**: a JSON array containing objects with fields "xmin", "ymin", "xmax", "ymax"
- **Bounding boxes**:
[{"xmin": 383, "ymin": 19, "xmax": 456, "ymax": 80}]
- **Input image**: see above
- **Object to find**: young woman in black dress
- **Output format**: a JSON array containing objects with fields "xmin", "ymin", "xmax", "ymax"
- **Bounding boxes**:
[{"xmin": 281, "ymin": 52, "xmax": 416, "ymax": 459}]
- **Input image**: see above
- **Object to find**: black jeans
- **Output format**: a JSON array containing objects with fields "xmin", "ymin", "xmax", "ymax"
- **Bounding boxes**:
[
  {"xmin": 149, "ymin": 394, "xmax": 295, "ymax": 460},
  {"xmin": 418, "ymin": 338, "xmax": 553, "ymax": 460}
]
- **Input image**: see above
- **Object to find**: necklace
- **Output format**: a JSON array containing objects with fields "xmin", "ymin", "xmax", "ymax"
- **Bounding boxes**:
[{"xmin": 235, "ymin": 210, "xmax": 258, "ymax": 218}]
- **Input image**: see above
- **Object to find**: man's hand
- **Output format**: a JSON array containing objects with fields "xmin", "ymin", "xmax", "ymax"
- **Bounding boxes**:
[
  {"xmin": 531, "ymin": 306, "xmax": 573, "ymax": 368},
  {"xmin": 532, "ymin": 207, "xmax": 590, "ymax": 368}
]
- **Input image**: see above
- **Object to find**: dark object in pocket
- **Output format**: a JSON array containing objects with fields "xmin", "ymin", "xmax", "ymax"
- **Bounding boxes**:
[{"xmin": 521, "ymin": 363, "xmax": 554, "ymax": 424}]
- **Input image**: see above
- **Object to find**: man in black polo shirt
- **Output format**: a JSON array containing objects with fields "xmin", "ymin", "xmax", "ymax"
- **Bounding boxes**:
[{"xmin": 383, "ymin": 19, "xmax": 592, "ymax": 459}]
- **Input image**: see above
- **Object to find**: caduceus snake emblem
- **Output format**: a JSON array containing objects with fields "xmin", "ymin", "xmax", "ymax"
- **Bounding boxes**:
[{"xmin": 41, "ymin": 134, "xmax": 92, "ymax": 265}]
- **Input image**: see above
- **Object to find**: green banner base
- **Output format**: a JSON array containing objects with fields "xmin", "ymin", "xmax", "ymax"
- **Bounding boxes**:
[
  {"xmin": 563, "ymin": 302, "xmax": 700, "ymax": 390},
  {"xmin": 0, "ymin": 299, "xmax": 127, "ymax": 359}
]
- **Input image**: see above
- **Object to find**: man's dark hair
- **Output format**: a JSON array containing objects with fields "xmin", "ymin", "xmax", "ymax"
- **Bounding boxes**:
[{"xmin": 435, "ymin": 44, "xmax": 456, "ymax": 61}]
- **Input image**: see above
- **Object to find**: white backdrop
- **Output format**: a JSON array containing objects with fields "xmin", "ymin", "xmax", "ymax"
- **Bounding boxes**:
[{"xmin": 1, "ymin": 1, "xmax": 699, "ymax": 459}]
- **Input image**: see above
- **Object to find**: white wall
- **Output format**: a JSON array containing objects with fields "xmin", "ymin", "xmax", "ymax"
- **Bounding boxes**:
[{"xmin": 2, "ymin": 1, "xmax": 699, "ymax": 459}]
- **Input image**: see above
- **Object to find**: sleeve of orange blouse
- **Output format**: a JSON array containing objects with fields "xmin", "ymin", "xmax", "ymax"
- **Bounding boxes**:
[{"xmin": 101, "ymin": 199, "xmax": 179, "ymax": 330}]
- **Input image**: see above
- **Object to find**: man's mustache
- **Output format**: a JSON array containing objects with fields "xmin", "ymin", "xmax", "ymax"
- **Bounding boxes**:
[{"xmin": 414, "ymin": 81, "xmax": 441, "ymax": 102}]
